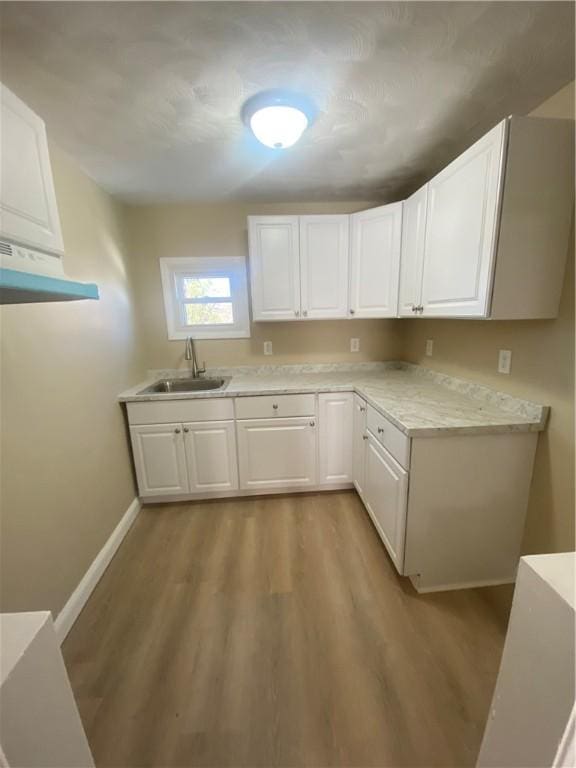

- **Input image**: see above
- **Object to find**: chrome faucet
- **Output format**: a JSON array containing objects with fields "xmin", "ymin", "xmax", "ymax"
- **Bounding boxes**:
[{"xmin": 185, "ymin": 337, "xmax": 206, "ymax": 379}]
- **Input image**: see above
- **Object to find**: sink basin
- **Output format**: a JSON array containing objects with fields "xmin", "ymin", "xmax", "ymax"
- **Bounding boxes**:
[{"xmin": 138, "ymin": 377, "xmax": 229, "ymax": 395}]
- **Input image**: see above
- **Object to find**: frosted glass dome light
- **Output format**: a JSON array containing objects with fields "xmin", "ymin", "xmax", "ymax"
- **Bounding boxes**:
[{"xmin": 242, "ymin": 90, "xmax": 316, "ymax": 149}]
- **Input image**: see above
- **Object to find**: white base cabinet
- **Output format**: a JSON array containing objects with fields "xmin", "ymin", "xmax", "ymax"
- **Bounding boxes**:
[
  {"xmin": 130, "ymin": 423, "xmax": 189, "ymax": 498},
  {"xmin": 352, "ymin": 394, "xmax": 367, "ymax": 496},
  {"xmin": 183, "ymin": 421, "xmax": 238, "ymax": 493},
  {"xmin": 318, "ymin": 392, "xmax": 353, "ymax": 484},
  {"xmin": 130, "ymin": 418, "xmax": 238, "ymax": 498},
  {"xmin": 126, "ymin": 393, "xmax": 539, "ymax": 594},
  {"xmin": 236, "ymin": 417, "xmax": 317, "ymax": 491},
  {"xmin": 363, "ymin": 432, "xmax": 408, "ymax": 573}
]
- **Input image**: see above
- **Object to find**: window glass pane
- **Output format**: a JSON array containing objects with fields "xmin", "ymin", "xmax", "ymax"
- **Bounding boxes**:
[
  {"xmin": 180, "ymin": 276, "xmax": 231, "ymax": 299},
  {"xmin": 184, "ymin": 302, "xmax": 234, "ymax": 325}
]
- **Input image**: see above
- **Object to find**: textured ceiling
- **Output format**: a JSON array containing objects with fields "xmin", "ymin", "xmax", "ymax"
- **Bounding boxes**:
[{"xmin": 0, "ymin": 1, "xmax": 574, "ymax": 203}]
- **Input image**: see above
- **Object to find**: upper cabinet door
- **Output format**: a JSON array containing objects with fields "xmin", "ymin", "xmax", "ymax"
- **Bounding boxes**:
[
  {"xmin": 398, "ymin": 185, "xmax": 428, "ymax": 317},
  {"xmin": 299, "ymin": 215, "xmax": 349, "ymax": 319},
  {"xmin": 420, "ymin": 121, "xmax": 507, "ymax": 318},
  {"xmin": 349, "ymin": 202, "xmax": 402, "ymax": 318},
  {"xmin": 248, "ymin": 216, "xmax": 300, "ymax": 321},
  {"xmin": 0, "ymin": 84, "xmax": 64, "ymax": 255}
]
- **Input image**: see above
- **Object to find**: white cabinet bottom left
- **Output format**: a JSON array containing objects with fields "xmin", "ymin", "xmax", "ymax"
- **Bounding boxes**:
[
  {"xmin": 131, "ymin": 423, "xmax": 189, "ymax": 497},
  {"xmin": 130, "ymin": 421, "xmax": 238, "ymax": 498}
]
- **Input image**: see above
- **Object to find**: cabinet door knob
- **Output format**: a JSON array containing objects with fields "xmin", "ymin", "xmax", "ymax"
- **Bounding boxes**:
[
  {"xmin": 360, "ymin": 406, "xmax": 366, "ymax": 412},
  {"xmin": 309, "ymin": 421, "xmax": 315, "ymax": 427},
  {"xmin": 350, "ymin": 308, "xmax": 355, "ymax": 315},
  {"xmin": 174, "ymin": 428, "xmax": 181, "ymax": 434},
  {"xmin": 362, "ymin": 434, "xmax": 368, "ymax": 441},
  {"xmin": 411, "ymin": 305, "xmax": 417, "ymax": 313},
  {"xmin": 303, "ymin": 310, "xmax": 308, "ymax": 317},
  {"xmin": 377, "ymin": 427, "xmax": 384, "ymax": 434},
  {"xmin": 183, "ymin": 427, "xmax": 189, "ymax": 433},
  {"xmin": 272, "ymin": 403, "xmax": 278, "ymax": 410},
  {"xmin": 294, "ymin": 310, "xmax": 300, "ymax": 317}
]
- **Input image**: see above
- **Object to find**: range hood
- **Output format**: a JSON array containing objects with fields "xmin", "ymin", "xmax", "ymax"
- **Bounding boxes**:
[{"xmin": 0, "ymin": 241, "xmax": 99, "ymax": 304}]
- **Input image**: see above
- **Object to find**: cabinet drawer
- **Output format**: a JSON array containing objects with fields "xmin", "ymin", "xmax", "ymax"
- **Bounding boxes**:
[
  {"xmin": 126, "ymin": 398, "xmax": 234, "ymax": 425},
  {"xmin": 235, "ymin": 394, "xmax": 315, "ymax": 419},
  {"xmin": 366, "ymin": 406, "xmax": 410, "ymax": 469}
]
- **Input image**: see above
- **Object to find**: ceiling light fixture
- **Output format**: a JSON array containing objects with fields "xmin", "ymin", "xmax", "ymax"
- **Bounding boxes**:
[{"xmin": 242, "ymin": 90, "xmax": 316, "ymax": 149}]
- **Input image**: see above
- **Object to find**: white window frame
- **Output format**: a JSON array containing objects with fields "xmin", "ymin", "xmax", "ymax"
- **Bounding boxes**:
[{"xmin": 160, "ymin": 256, "xmax": 251, "ymax": 340}]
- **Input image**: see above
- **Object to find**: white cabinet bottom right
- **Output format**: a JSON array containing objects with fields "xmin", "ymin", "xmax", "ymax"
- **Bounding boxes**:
[{"xmin": 363, "ymin": 433, "xmax": 408, "ymax": 574}]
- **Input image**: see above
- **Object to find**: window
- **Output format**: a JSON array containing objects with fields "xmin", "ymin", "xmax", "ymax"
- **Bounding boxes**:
[{"xmin": 160, "ymin": 257, "xmax": 250, "ymax": 340}]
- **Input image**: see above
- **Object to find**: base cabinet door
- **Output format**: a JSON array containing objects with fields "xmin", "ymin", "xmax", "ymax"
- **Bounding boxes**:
[
  {"xmin": 130, "ymin": 423, "xmax": 189, "ymax": 498},
  {"xmin": 319, "ymin": 392, "xmax": 353, "ymax": 484},
  {"xmin": 363, "ymin": 433, "xmax": 408, "ymax": 573},
  {"xmin": 183, "ymin": 421, "xmax": 238, "ymax": 493},
  {"xmin": 236, "ymin": 417, "xmax": 317, "ymax": 490},
  {"xmin": 352, "ymin": 395, "xmax": 368, "ymax": 496}
]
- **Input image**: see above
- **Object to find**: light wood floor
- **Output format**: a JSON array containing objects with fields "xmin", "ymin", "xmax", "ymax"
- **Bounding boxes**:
[{"xmin": 63, "ymin": 491, "xmax": 505, "ymax": 768}]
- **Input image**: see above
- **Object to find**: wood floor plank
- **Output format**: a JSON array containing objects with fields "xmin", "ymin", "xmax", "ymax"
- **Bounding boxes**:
[{"xmin": 63, "ymin": 491, "xmax": 505, "ymax": 767}]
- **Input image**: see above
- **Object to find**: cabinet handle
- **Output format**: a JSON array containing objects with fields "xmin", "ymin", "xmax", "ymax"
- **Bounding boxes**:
[
  {"xmin": 350, "ymin": 308, "xmax": 355, "ymax": 315},
  {"xmin": 303, "ymin": 310, "xmax": 308, "ymax": 317},
  {"xmin": 272, "ymin": 403, "xmax": 278, "ymax": 410},
  {"xmin": 183, "ymin": 427, "xmax": 189, "ymax": 433},
  {"xmin": 174, "ymin": 428, "xmax": 181, "ymax": 434},
  {"xmin": 377, "ymin": 427, "xmax": 384, "ymax": 434},
  {"xmin": 362, "ymin": 434, "xmax": 368, "ymax": 441},
  {"xmin": 310, "ymin": 421, "xmax": 315, "ymax": 427},
  {"xmin": 359, "ymin": 406, "xmax": 366, "ymax": 412},
  {"xmin": 411, "ymin": 305, "xmax": 417, "ymax": 313},
  {"xmin": 295, "ymin": 310, "xmax": 300, "ymax": 317},
  {"xmin": 418, "ymin": 305, "xmax": 424, "ymax": 313}
]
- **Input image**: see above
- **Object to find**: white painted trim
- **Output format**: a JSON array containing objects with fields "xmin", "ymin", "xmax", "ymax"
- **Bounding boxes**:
[
  {"xmin": 142, "ymin": 483, "xmax": 354, "ymax": 504},
  {"xmin": 54, "ymin": 498, "xmax": 141, "ymax": 644},
  {"xmin": 409, "ymin": 574, "xmax": 516, "ymax": 594}
]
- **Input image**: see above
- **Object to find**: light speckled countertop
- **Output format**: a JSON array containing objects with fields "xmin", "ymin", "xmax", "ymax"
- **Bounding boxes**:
[{"xmin": 118, "ymin": 362, "xmax": 548, "ymax": 437}]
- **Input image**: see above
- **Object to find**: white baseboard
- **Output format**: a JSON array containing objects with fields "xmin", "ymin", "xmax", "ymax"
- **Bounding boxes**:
[
  {"xmin": 409, "ymin": 574, "xmax": 516, "ymax": 594},
  {"xmin": 54, "ymin": 497, "xmax": 141, "ymax": 644}
]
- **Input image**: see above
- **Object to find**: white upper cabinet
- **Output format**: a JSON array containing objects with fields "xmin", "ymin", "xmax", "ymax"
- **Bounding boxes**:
[
  {"xmin": 402, "ymin": 116, "xmax": 573, "ymax": 320},
  {"xmin": 398, "ymin": 186, "xmax": 428, "ymax": 317},
  {"xmin": 248, "ymin": 216, "xmax": 300, "ymax": 321},
  {"xmin": 0, "ymin": 83, "xmax": 64, "ymax": 255},
  {"xmin": 349, "ymin": 202, "xmax": 403, "ymax": 318},
  {"xmin": 420, "ymin": 121, "xmax": 506, "ymax": 317},
  {"xmin": 300, "ymin": 215, "xmax": 349, "ymax": 319}
]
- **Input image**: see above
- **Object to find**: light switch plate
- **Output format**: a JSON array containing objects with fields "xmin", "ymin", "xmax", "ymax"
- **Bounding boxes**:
[
  {"xmin": 263, "ymin": 341, "xmax": 273, "ymax": 356},
  {"xmin": 498, "ymin": 349, "xmax": 512, "ymax": 374},
  {"xmin": 350, "ymin": 338, "xmax": 360, "ymax": 353},
  {"xmin": 425, "ymin": 339, "xmax": 434, "ymax": 357}
]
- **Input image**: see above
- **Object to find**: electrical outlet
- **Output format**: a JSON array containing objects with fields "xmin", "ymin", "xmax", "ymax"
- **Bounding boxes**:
[
  {"xmin": 498, "ymin": 349, "xmax": 512, "ymax": 374},
  {"xmin": 350, "ymin": 338, "xmax": 360, "ymax": 353},
  {"xmin": 425, "ymin": 339, "xmax": 434, "ymax": 357},
  {"xmin": 263, "ymin": 341, "xmax": 273, "ymax": 356}
]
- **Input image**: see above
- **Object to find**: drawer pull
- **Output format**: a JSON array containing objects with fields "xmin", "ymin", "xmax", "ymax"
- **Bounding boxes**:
[{"xmin": 377, "ymin": 427, "xmax": 384, "ymax": 434}]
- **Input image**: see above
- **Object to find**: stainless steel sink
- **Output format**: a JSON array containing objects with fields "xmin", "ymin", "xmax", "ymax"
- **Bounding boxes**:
[{"xmin": 138, "ymin": 377, "xmax": 229, "ymax": 395}]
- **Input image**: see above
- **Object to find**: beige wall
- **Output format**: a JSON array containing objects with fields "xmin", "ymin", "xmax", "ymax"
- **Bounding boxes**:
[
  {"xmin": 125, "ymin": 202, "xmax": 402, "ymax": 370},
  {"xmin": 0, "ymin": 145, "xmax": 144, "ymax": 616},
  {"xmin": 400, "ymin": 82, "xmax": 575, "ymax": 617}
]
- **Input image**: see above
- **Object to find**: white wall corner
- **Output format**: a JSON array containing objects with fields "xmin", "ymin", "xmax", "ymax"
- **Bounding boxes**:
[{"xmin": 54, "ymin": 498, "xmax": 141, "ymax": 644}]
